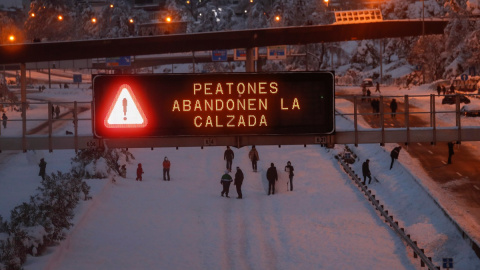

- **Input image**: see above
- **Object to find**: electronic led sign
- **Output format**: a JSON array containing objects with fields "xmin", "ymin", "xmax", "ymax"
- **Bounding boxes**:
[{"xmin": 93, "ymin": 72, "xmax": 335, "ymax": 138}]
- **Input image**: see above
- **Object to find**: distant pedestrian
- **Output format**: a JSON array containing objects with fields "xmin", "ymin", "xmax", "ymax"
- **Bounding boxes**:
[
  {"xmin": 449, "ymin": 84, "xmax": 455, "ymax": 94},
  {"xmin": 234, "ymin": 166, "xmax": 244, "ymax": 199},
  {"xmin": 390, "ymin": 146, "xmax": 402, "ymax": 170},
  {"xmin": 436, "ymin": 85, "xmax": 441, "ymax": 96},
  {"xmin": 362, "ymin": 159, "xmax": 372, "ymax": 185},
  {"xmin": 390, "ymin": 99, "xmax": 398, "ymax": 118},
  {"xmin": 38, "ymin": 86, "xmax": 42, "ymax": 92},
  {"xmin": 362, "ymin": 86, "xmax": 367, "ymax": 102},
  {"xmin": 248, "ymin": 145, "xmax": 259, "ymax": 172},
  {"xmin": 38, "ymin": 158, "xmax": 47, "ymax": 180},
  {"xmin": 224, "ymin": 146, "xmax": 234, "ymax": 172},
  {"xmin": 220, "ymin": 170, "xmax": 233, "ymax": 198},
  {"xmin": 366, "ymin": 88, "xmax": 371, "ymax": 102},
  {"xmin": 375, "ymin": 82, "xmax": 381, "ymax": 93},
  {"xmin": 266, "ymin": 163, "xmax": 278, "ymax": 195},
  {"xmin": 64, "ymin": 83, "xmax": 69, "ymax": 89},
  {"xmin": 284, "ymin": 161, "xmax": 294, "ymax": 191},
  {"xmin": 59, "ymin": 83, "xmax": 62, "ymax": 89},
  {"xmin": 55, "ymin": 105, "xmax": 60, "ymax": 119},
  {"xmin": 136, "ymin": 163, "xmax": 144, "ymax": 181},
  {"xmin": 442, "ymin": 85, "xmax": 446, "ymax": 95},
  {"xmin": 2, "ymin": 113, "xmax": 7, "ymax": 128},
  {"xmin": 163, "ymin": 156, "xmax": 171, "ymax": 181},
  {"xmin": 448, "ymin": 141, "xmax": 455, "ymax": 164},
  {"xmin": 51, "ymin": 105, "xmax": 55, "ymax": 118}
]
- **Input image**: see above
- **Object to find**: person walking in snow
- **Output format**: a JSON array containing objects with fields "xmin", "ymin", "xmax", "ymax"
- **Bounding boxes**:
[
  {"xmin": 390, "ymin": 146, "xmax": 402, "ymax": 170},
  {"xmin": 220, "ymin": 170, "xmax": 233, "ymax": 198},
  {"xmin": 390, "ymin": 99, "xmax": 398, "ymax": 118},
  {"xmin": 163, "ymin": 156, "xmax": 171, "ymax": 181},
  {"xmin": 375, "ymin": 82, "xmax": 381, "ymax": 93},
  {"xmin": 224, "ymin": 146, "xmax": 234, "ymax": 172},
  {"xmin": 234, "ymin": 167, "xmax": 244, "ymax": 199},
  {"xmin": 436, "ymin": 85, "xmax": 441, "ymax": 96},
  {"xmin": 266, "ymin": 163, "xmax": 278, "ymax": 195},
  {"xmin": 38, "ymin": 158, "xmax": 47, "ymax": 180},
  {"xmin": 284, "ymin": 161, "xmax": 294, "ymax": 191},
  {"xmin": 2, "ymin": 112, "xmax": 7, "ymax": 128},
  {"xmin": 55, "ymin": 105, "xmax": 60, "ymax": 119},
  {"xmin": 448, "ymin": 141, "xmax": 455, "ymax": 164},
  {"xmin": 248, "ymin": 145, "xmax": 259, "ymax": 172},
  {"xmin": 362, "ymin": 159, "xmax": 372, "ymax": 185},
  {"xmin": 136, "ymin": 163, "xmax": 144, "ymax": 181}
]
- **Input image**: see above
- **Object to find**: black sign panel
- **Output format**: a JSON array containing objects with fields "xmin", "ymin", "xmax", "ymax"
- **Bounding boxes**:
[{"xmin": 93, "ymin": 72, "xmax": 334, "ymax": 138}]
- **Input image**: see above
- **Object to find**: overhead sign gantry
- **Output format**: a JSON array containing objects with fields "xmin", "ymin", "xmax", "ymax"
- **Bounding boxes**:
[{"xmin": 93, "ymin": 72, "xmax": 335, "ymax": 138}]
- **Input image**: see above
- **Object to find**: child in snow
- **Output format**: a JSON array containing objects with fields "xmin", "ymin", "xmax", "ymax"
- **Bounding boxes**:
[{"xmin": 136, "ymin": 163, "xmax": 144, "ymax": 181}]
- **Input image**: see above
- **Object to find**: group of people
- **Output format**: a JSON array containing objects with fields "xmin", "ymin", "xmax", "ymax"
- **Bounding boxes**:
[
  {"xmin": 51, "ymin": 105, "xmax": 61, "ymax": 119},
  {"xmin": 436, "ymin": 84, "xmax": 456, "ymax": 96},
  {"xmin": 220, "ymin": 146, "xmax": 295, "ymax": 199},
  {"xmin": 361, "ymin": 146, "xmax": 402, "ymax": 185},
  {"xmin": 134, "ymin": 156, "xmax": 171, "ymax": 181}
]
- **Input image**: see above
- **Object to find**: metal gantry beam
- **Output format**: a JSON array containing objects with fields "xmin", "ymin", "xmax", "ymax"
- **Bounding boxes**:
[{"xmin": 0, "ymin": 20, "xmax": 447, "ymax": 65}]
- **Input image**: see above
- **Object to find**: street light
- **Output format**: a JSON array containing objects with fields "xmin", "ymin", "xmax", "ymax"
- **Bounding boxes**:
[
  {"xmin": 91, "ymin": 18, "xmax": 97, "ymax": 23},
  {"xmin": 8, "ymin": 35, "xmax": 15, "ymax": 42},
  {"xmin": 275, "ymin": 15, "xmax": 281, "ymax": 22},
  {"xmin": 58, "ymin": 15, "xmax": 63, "ymax": 21},
  {"xmin": 324, "ymin": 0, "xmax": 329, "ymax": 7},
  {"xmin": 166, "ymin": 16, "xmax": 172, "ymax": 23}
]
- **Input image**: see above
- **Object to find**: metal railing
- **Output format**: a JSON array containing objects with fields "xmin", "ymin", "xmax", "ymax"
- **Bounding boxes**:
[{"xmin": 0, "ymin": 94, "xmax": 479, "ymax": 151}]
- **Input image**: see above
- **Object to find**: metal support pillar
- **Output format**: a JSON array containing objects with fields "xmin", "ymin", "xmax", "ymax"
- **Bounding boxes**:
[
  {"xmin": 246, "ymin": 47, "xmax": 255, "ymax": 72},
  {"xmin": 380, "ymin": 96, "xmax": 385, "ymax": 145},
  {"xmin": 405, "ymin": 95, "xmax": 410, "ymax": 145},
  {"xmin": 354, "ymin": 96, "xmax": 358, "ymax": 147},
  {"xmin": 21, "ymin": 63, "xmax": 26, "ymax": 152}
]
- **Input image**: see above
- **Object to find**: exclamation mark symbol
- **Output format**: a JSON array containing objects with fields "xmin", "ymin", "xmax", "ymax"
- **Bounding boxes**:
[{"xmin": 122, "ymin": 97, "xmax": 127, "ymax": 121}]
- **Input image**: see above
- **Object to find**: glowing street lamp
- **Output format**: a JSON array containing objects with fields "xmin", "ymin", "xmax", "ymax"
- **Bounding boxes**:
[
  {"xmin": 91, "ymin": 18, "xmax": 97, "ymax": 23},
  {"xmin": 58, "ymin": 15, "xmax": 63, "ymax": 21},
  {"xmin": 166, "ymin": 16, "xmax": 172, "ymax": 23},
  {"xmin": 110, "ymin": 4, "xmax": 114, "ymax": 8},
  {"xmin": 8, "ymin": 35, "xmax": 15, "ymax": 42},
  {"xmin": 275, "ymin": 15, "xmax": 281, "ymax": 22},
  {"xmin": 30, "ymin": 13, "xmax": 35, "ymax": 18},
  {"xmin": 324, "ymin": 0, "xmax": 329, "ymax": 7},
  {"xmin": 129, "ymin": 18, "xmax": 134, "ymax": 23}
]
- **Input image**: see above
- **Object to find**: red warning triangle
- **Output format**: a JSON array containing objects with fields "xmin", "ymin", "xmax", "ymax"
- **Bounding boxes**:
[{"xmin": 104, "ymin": 84, "xmax": 148, "ymax": 128}]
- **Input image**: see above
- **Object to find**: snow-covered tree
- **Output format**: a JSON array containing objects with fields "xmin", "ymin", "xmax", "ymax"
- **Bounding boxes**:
[
  {"xmin": 24, "ymin": 0, "xmax": 76, "ymax": 41},
  {"xmin": 97, "ymin": 0, "xmax": 148, "ymax": 38}
]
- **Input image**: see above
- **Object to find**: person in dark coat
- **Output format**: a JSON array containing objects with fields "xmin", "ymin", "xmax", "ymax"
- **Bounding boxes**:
[
  {"xmin": 390, "ymin": 146, "xmax": 402, "ymax": 170},
  {"xmin": 375, "ymin": 82, "xmax": 381, "ymax": 93},
  {"xmin": 362, "ymin": 159, "xmax": 372, "ymax": 185},
  {"xmin": 38, "ymin": 158, "xmax": 47, "ymax": 180},
  {"xmin": 442, "ymin": 85, "xmax": 446, "ymax": 95},
  {"xmin": 284, "ymin": 161, "xmax": 294, "ymax": 191},
  {"xmin": 136, "ymin": 163, "xmax": 144, "ymax": 181},
  {"xmin": 163, "ymin": 156, "xmax": 171, "ymax": 181},
  {"xmin": 448, "ymin": 141, "xmax": 455, "ymax": 164},
  {"xmin": 220, "ymin": 170, "xmax": 233, "ymax": 198},
  {"xmin": 2, "ymin": 113, "xmax": 7, "ymax": 128},
  {"xmin": 266, "ymin": 163, "xmax": 278, "ymax": 195},
  {"xmin": 224, "ymin": 146, "xmax": 234, "ymax": 172},
  {"xmin": 234, "ymin": 167, "xmax": 244, "ymax": 199},
  {"xmin": 55, "ymin": 105, "xmax": 60, "ymax": 119},
  {"xmin": 436, "ymin": 85, "xmax": 441, "ymax": 96},
  {"xmin": 390, "ymin": 99, "xmax": 398, "ymax": 118},
  {"xmin": 248, "ymin": 145, "xmax": 259, "ymax": 172}
]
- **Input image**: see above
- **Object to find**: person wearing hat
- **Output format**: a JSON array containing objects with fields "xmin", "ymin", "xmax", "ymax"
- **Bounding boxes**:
[
  {"xmin": 266, "ymin": 163, "xmax": 278, "ymax": 195},
  {"xmin": 220, "ymin": 170, "xmax": 233, "ymax": 198},
  {"xmin": 163, "ymin": 156, "xmax": 171, "ymax": 181},
  {"xmin": 362, "ymin": 159, "xmax": 371, "ymax": 185},
  {"xmin": 136, "ymin": 163, "xmax": 144, "ymax": 181},
  {"xmin": 248, "ymin": 145, "xmax": 259, "ymax": 172},
  {"xmin": 234, "ymin": 167, "xmax": 244, "ymax": 199},
  {"xmin": 284, "ymin": 161, "xmax": 294, "ymax": 191}
]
